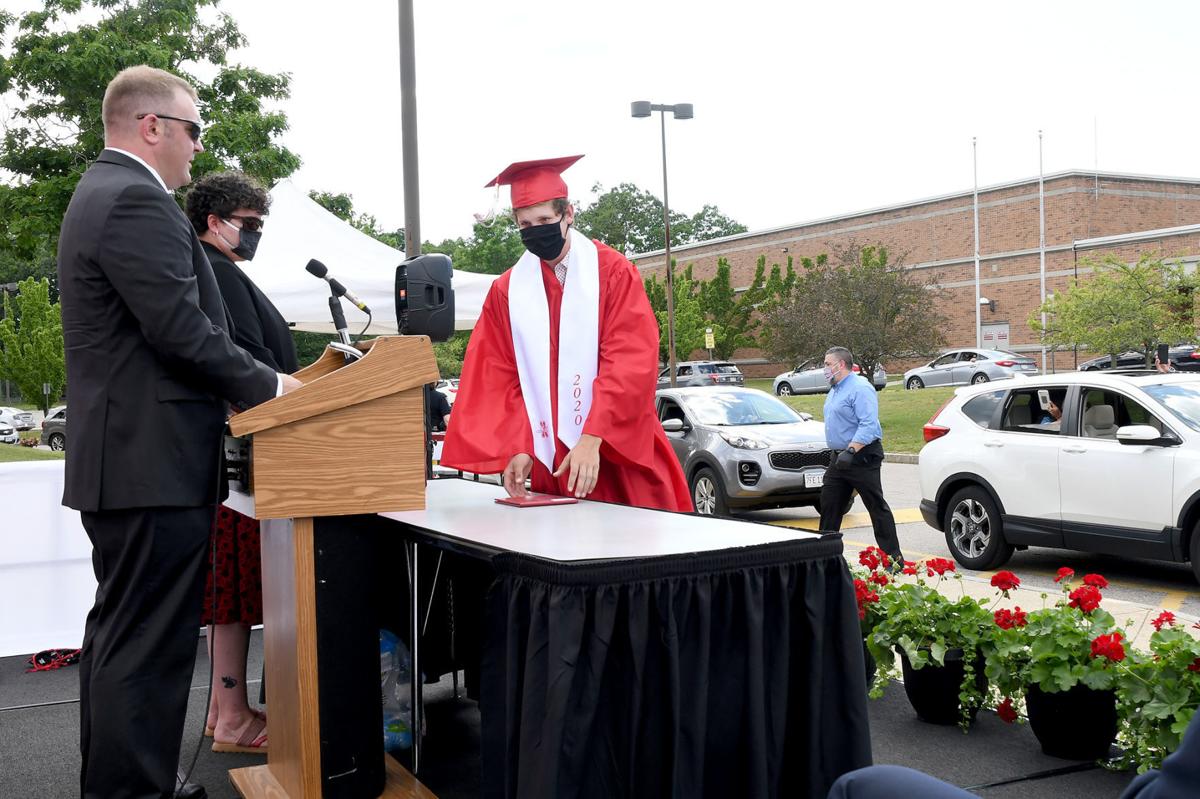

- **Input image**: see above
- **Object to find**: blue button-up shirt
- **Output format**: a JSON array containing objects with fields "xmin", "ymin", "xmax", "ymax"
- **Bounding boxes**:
[{"xmin": 823, "ymin": 374, "xmax": 883, "ymax": 450}]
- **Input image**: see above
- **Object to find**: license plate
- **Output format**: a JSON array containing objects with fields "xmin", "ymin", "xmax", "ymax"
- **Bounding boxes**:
[{"xmin": 804, "ymin": 470, "xmax": 824, "ymax": 489}]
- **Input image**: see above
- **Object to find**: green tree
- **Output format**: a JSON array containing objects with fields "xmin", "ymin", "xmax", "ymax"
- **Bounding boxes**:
[
  {"xmin": 575, "ymin": 183, "xmax": 746, "ymax": 256},
  {"xmin": 698, "ymin": 255, "xmax": 795, "ymax": 360},
  {"xmin": 1031, "ymin": 253, "xmax": 1197, "ymax": 366},
  {"xmin": 643, "ymin": 263, "xmax": 706, "ymax": 363},
  {"xmin": 679, "ymin": 204, "xmax": 748, "ymax": 244},
  {"xmin": 0, "ymin": 278, "xmax": 65, "ymax": 413},
  {"xmin": 761, "ymin": 242, "xmax": 946, "ymax": 376},
  {"xmin": 433, "ymin": 331, "xmax": 471, "ymax": 378},
  {"xmin": 0, "ymin": 0, "xmax": 301, "ymax": 267},
  {"xmin": 440, "ymin": 217, "xmax": 525, "ymax": 275}
]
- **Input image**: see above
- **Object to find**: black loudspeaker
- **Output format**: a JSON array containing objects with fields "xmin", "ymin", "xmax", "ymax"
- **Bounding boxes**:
[
  {"xmin": 396, "ymin": 253, "xmax": 454, "ymax": 342},
  {"xmin": 312, "ymin": 517, "xmax": 386, "ymax": 798}
]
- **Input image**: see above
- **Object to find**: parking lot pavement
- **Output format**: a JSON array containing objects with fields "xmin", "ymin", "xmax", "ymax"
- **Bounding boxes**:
[{"xmin": 743, "ymin": 462, "xmax": 1200, "ymax": 636}]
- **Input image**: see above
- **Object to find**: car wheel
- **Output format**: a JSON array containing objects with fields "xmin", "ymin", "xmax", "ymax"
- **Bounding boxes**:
[
  {"xmin": 943, "ymin": 486, "xmax": 1013, "ymax": 570},
  {"xmin": 971, "ymin": 373, "xmax": 990, "ymax": 385},
  {"xmin": 691, "ymin": 467, "xmax": 729, "ymax": 516},
  {"xmin": 906, "ymin": 377, "xmax": 924, "ymax": 390},
  {"xmin": 777, "ymin": 383, "xmax": 794, "ymax": 396},
  {"xmin": 48, "ymin": 432, "xmax": 65, "ymax": 452}
]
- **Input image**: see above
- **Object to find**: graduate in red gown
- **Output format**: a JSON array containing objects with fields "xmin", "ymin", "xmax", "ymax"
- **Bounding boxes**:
[{"xmin": 441, "ymin": 155, "xmax": 691, "ymax": 513}]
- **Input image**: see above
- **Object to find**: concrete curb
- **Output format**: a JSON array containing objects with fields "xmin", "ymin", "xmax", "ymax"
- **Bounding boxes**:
[{"xmin": 885, "ymin": 452, "xmax": 919, "ymax": 464}]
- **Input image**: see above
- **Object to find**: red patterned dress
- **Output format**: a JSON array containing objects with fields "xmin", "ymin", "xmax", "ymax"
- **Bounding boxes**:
[{"xmin": 202, "ymin": 506, "xmax": 263, "ymax": 625}]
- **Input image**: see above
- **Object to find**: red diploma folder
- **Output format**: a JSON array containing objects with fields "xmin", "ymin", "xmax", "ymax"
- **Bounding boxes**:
[{"xmin": 494, "ymin": 493, "xmax": 579, "ymax": 508}]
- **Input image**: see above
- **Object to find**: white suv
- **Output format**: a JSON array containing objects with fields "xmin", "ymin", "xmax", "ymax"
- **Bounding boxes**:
[{"xmin": 918, "ymin": 371, "xmax": 1200, "ymax": 582}]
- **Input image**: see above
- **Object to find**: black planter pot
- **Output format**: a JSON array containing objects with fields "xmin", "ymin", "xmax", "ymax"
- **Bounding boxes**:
[
  {"xmin": 898, "ymin": 647, "xmax": 987, "ymax": 726},
  {"xmin": 1025, "ymin": 683, "xmax": 1118, "ymax": 760}
]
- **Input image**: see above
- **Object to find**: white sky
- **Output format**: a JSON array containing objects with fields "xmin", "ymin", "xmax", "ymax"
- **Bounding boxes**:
[{"xmin": 11, "ymin": 1, "xmax": 1200, "ymax": 243}]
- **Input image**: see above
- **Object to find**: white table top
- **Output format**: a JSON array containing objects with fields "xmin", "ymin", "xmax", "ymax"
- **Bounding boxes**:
[{"xmin": 379, "ymin": 478, "xmax": 821, "ymax": 562}]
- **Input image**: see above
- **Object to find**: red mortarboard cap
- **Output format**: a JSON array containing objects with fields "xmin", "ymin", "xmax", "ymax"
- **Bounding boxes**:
[{"xmin": 485, "ymin": 155, "xmax": 583, "ymax": 209}]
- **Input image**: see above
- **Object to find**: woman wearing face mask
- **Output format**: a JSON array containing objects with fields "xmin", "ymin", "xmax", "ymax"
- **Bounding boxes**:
[{"xmin": 185, "ymin": 171, "xmax": 299, "ymax": 755}]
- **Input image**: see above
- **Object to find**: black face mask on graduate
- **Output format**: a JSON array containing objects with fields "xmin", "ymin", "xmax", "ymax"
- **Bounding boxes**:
[
  {"xmin": 221, "ymin": 218, "xmax": 262, "ymax": 261},
  {"xmin": 520, "ymin": 216, "xmax": 568, "ymax": 261}
]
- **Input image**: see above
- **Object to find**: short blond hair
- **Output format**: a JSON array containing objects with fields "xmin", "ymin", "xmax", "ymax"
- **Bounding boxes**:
[{"xmin": 102, "ymin": 65, "xmax": 197, "ymax": 137}]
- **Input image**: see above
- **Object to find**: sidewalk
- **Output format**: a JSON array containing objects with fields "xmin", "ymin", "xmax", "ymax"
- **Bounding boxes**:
[{"xmin": 0, "ymin": 631, "xmax": 1139, "ymax": 798}]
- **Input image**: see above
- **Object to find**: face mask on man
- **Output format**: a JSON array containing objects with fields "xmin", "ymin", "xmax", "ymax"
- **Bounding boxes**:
[
  {"xmin": 520, "ymin": 216, "xmax": 568, "ymax": 261},
  {"xmin": 220, "ymin": 218, "xmax": 261, "ymax": 261},
  {"xmin": 824, "ymin": 365, "xmax": 838, "ymax": 384}
]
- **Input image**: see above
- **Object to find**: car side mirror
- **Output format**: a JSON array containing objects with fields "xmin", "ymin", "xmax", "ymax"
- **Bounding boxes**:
[
  {"xmin": 661, "ymin": 418, "xmax": 689, "ymax": 433},
  {"xmin": 798, "ymin": 412, "xmax": 814, "ymax": 422},
  {"xmin": 1116, "ymin": 425, "xmax": 1179, "ymax": 447}
]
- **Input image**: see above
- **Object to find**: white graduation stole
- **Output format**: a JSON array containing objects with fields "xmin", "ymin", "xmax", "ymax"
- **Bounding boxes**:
[{"xmin": 508, "ymin": 228, "xmax": 600, "ymax": 471}]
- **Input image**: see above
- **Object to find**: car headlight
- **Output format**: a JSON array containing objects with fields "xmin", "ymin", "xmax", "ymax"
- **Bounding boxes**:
[{"xmin": 719, "ymin": 432, "xmax": 769, "ymax": 450}]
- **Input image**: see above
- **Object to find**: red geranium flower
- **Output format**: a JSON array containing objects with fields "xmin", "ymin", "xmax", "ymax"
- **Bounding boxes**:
[
  {"xmin": 1068, "ymin": 584, "xmax": 1103, "ymax": 614},
  {"xmin": 1054, "ymin": 567, "xmax": 1075, "ymax": 583},
  {"xmin": 901, "ymin": 560, "xmax": 918, "ymax": 576},
  {"xmin": 1188, "ymin": 658, "xmax": 1200, "ymax": 673},
  {"xmin": 1083, "ymin": 574, "xmax": 1109, "ymax": 589},
  {"xmin": 997, "ymin": 696, "xmax": 1018, "ymax": 724},
  {"xmin": 1151, "ymin": 611, "xmax": 1176, "ymax": 631},
  {"xmin": 869, "ymin": 572, "xmax": 889, "ymax": 587},
  {"xmin": 858, "ymin": 546, "xmax": 891, "ymax": 572},
  {"xmin": 994, "ymin": 607, "xmax": 1028, "ymax": 630},
  {"xmin": 1090, "ymin": 631, "xmax": 1125, "ymax": 662},
  {"xmin": 926, "ymin": 557, "xmax": 956, "ymax": 577},
  {"xmin": 853, "ymin": 578, "xmax": 880, "ymax": 620},
  {"xmin": 990, "ymin": 571, "xmax": 1021, "ymax": 593}
]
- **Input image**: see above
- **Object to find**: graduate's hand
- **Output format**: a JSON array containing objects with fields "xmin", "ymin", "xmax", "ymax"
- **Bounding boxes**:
[
  {"xmin": 503, "ymin": 453, "xmax": 533, "ymax": 498},
  {"xmin": 554, "ymin": 434, "xmax": 602, "ymax": 498}
]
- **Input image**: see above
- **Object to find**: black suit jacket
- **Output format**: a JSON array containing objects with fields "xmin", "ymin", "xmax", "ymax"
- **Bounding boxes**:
[
  {"xmin": 57, "ymin": 149, "xmax": 278, "ymax": 512},
  {"xmin": 202, "ymin": 242, "xmax": 299, "ymax": 374}
]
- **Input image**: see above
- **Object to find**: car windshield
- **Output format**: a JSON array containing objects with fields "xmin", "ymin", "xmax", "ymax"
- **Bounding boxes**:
[
  {"xmin": 682, "ymin": 392, "xmax": 802, "ymax": 426},
  {"xmin": 1142, "ymin": 383, "xmax": 1200, "ymax": 432}
]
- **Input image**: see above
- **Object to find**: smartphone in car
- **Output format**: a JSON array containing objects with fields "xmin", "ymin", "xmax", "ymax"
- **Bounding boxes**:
[
  {"xmin": 1158, "ymin": 343, "xmax": 1170, "ymax": 366},
  {"xmin": 1037, "ymin": 389, "xmax": 1051, "ymax": 411}
]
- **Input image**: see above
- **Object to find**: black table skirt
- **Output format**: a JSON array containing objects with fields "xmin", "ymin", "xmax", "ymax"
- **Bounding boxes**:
[{"xmin": 480, "ymin": 535, "xmax": 872, "ymax": 799}]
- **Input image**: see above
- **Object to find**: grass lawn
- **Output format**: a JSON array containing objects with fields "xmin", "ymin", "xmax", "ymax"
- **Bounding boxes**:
[
  {"xmin": 745, "ymin": 378, "xmax": 956, "ymax": 454},
  {"xmin": 0, "ymin": 444, "xmax": 64, "ymax": 462}
]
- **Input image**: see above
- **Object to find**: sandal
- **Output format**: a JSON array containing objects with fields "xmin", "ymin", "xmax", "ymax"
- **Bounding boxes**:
[
  {"xmin": 206, "ymin": 708, "xmax": 265, "ymax": 738},
  {"xmin": 211, "ymin": 713, "xmax": 268, "ymax": 754}
]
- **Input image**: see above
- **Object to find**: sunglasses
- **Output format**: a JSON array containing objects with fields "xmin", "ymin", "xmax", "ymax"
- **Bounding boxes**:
[
  {"xmin": 136, "ymin": 112, "xmax": 203, "ymax": 142},
  {"xmin": 226, "ymin": 214, "xmax": 264, "ymax": 232}
]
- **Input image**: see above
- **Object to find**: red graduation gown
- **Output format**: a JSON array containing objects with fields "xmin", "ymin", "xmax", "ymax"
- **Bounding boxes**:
[{"xmin": 442, "ymin": 241, "xmax": 692, "ymax": 513}]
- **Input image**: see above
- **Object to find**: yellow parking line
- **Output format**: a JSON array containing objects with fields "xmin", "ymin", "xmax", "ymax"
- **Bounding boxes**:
[{"xmin": 769, "ymin": 507, "xmax": 924, "ymax": 532}]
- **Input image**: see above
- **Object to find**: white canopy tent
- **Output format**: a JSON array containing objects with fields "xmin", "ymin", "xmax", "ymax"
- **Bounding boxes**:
[{"xmin": 246, "ymin": 179, "xmax": 496, "ymax": 334}]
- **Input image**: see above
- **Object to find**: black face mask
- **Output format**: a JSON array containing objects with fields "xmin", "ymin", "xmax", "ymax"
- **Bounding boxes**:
[
  {"xmin": 221, "ymin": 219, "xmax": 261, "ymax": 261},
  {"xmin": 520, "ymin": 216, "xmax": 568, "ymax": 261}
]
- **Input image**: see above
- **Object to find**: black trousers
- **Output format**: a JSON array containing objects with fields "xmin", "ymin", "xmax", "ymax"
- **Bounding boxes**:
[
  {"xmin": 78, "ymin": 505, "xmax": 213, "ymax": 799},
  {"xmin": 819, "ymin": 441, "xmax": 903, "ymax": 561}
]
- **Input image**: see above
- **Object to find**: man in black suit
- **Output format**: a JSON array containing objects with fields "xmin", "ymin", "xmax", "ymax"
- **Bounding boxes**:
[{"xmin": 57, "ymin": 65, "xmax": 301, "ymax": 799}]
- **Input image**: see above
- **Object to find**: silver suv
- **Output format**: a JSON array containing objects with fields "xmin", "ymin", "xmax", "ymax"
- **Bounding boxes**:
[
  {"xmin": 657, "ymin": 386, "xmax": 838, "ymax": 516},
  {"xmin": 657, "ymin": 361, "xmax": 745, "ymax": 389}
]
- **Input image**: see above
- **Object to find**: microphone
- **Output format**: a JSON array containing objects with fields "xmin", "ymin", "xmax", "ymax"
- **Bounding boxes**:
[{"xmin": 305, "ymin": 259, "xmax": 371, "ymax": 314}]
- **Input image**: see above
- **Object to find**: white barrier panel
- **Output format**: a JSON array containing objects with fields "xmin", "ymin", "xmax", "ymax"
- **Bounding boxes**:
[{"xmin": 0, "ymin": 461, "xmax": 96, "ymax": 657}]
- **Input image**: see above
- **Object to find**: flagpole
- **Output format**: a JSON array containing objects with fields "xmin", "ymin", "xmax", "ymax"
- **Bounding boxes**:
[
  {"xmin": 973, "ymin": 137, "xmax": 981, "ymax": 349},
  {"xmin": 1039, "ymin": 130, "xmax": 1047, "ymax": 374}
]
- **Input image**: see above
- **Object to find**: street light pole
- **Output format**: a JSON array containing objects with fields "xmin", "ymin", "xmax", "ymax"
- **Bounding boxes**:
[
  {"xmin": 658, "ymin": 109, "xmax": 676, "ymax": 388},
  {"xmin": 632, "ymin": 101, "xmax": 692, "ymax": 387}
]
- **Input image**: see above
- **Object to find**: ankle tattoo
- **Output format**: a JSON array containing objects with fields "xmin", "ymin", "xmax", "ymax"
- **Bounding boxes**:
[{"xmin": 221, "ymin": 676, "xmax": 238, "ymax": 689}]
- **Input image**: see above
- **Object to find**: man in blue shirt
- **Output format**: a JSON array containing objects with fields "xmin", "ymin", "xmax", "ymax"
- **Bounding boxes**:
[{"xmin": 819, "ymin": 346, "xmax": 904, "ymax": 566}]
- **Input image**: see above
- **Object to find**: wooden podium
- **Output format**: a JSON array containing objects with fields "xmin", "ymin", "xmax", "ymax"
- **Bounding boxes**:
[{"xmin": 225, "ymin": 335, "xmax": 439, "ymax": 799}]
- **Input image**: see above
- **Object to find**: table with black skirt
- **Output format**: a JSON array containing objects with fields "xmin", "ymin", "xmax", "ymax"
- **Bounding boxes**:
[{"xmin": 377, "ymin": 477, "xmax": 872, "ymax": 799}]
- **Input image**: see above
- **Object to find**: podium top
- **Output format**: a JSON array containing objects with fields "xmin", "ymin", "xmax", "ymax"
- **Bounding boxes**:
[
  {"xmin": 229, "ymin": 335, "xmax": 438, "ymax": 437},
  {"xmin": 380, "ymin": 478, "xmax": 820, "ymax": 562}
]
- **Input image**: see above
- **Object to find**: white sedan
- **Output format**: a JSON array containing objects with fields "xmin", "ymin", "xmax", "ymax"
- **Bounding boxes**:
[{"xmin": 918, "ymin": 371, "xmax": 1200, "ymax": 582}]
